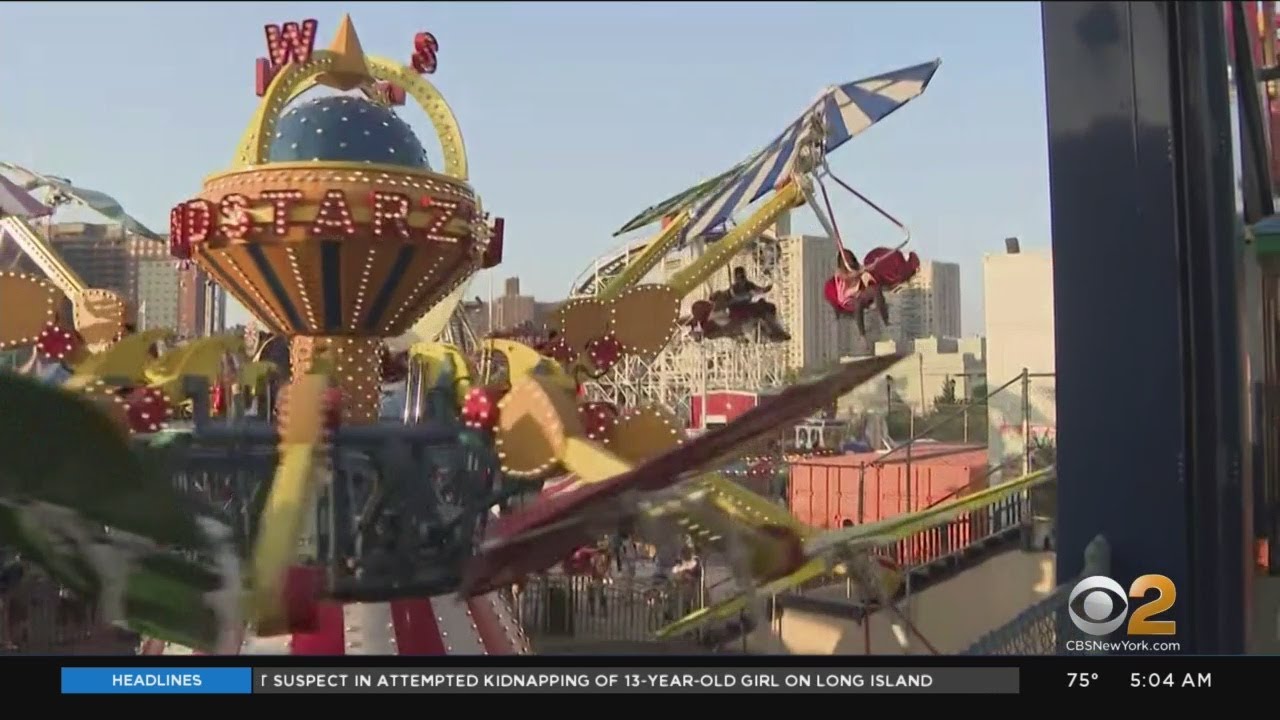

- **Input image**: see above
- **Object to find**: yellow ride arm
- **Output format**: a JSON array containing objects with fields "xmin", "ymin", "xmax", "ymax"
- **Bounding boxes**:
[
  {"xmin": 64, "ymin": 329, "xmax": 172, "ymax": 390},
  {"xmin": 482, "ymin": 338, "xmax": 576, "ymax": 392},
  {"xmin": 142, "ymin": 334, "xmax": 245, "ymax": 402},
  {"xmin": 597, "ymin": 212, "xmax": 691, "ymax": 299},
  {"xmin": 698, "ymin": 474, "xmax": 812, "ymax": 538},
  {"xmin": 656, "ymin": 469, "xmax": 1056, "ymax": 639},
  {"xmin": 237, "ymin": 360, "xmax": 280, "ymax": 395},
  {"xmin": 560, "ymin": 436, "xmax": 635, "ymax": 484},
  {"xmin": 248, "ymin": 372, "xmax": 329, "ymax": 635},
  {"xmin": 665, "ymin": 182, "xmax": 804, "ymax": 297},
  {"xmin": 409, "ymin": 341, "xmax": 475, "ymax": 404}
]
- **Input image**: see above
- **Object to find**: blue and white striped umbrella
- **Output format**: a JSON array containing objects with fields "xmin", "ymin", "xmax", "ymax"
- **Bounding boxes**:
[{"xmin": 681, "ymin": 59, "xmax": 941, "ymax": 242}]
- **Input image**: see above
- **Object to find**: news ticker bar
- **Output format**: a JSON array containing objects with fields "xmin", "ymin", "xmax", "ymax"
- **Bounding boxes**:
[
  {"xmin": 63, "ymin": 667, "xmax": 1015, "ymax": 694},
  {"xmin": 41, "ymin": 661, "xmax": 1252, "ymax": 695}
]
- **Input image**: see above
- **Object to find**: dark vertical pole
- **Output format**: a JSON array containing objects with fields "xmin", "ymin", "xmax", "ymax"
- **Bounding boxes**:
[
  {"xmin": 1043, "ymin": 1, "xmax": 1249, "ymax": 652},
  {"xmin": 1169, "ymin": 0, "xmax": 1251, "ymax": 652},
  {"xmin": 1043, "ymin": 1, "xmax": 1191, "ymax": 645}
]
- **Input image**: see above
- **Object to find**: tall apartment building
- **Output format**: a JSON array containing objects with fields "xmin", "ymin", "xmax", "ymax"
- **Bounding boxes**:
[
  {"xmin": 126, "ymin": 236, "xmax": 178, "ymax": 331},
  {"xmin": 47, "ymin": 222, "xmax": 132, "ymax": 300},
  {"xmin": 983, "ymin": 242, "xmax": 1056, "ymax": 478},
  {"xmin": 1, "ymin": 221, "xmax": 213, "ymax": 334},
  {"xmin": 491, "ymin": 277, "xmax": 537, "ymax": 332},
  {"xmin": 776, "ymin": 234, "xmax": 865, "ymax": 371},
  {"xmin": 442, "ymin": 278, "xmax": 558, "ymax": 338},
  {"xmin": 175, "ymin": 264, "xmax": 227, "ymax": 339},
  {"xmin": 891, "ymin": 259, "xmax": 962, "ymax": 345}
]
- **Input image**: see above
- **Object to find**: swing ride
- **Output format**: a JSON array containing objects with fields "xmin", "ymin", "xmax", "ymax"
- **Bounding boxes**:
[
  {"xmin": 0, "ymin": 13, "xmax": 964, "ymax": 655},
  {"xmin": 570, "ymin": 59, "xmax": 939, "ymax": 418}
]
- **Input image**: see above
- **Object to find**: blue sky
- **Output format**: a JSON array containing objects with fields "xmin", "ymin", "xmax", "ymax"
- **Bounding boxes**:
[{"xmin": 0, "ymin": 1, "xmax": 1049, "ymax": 333}]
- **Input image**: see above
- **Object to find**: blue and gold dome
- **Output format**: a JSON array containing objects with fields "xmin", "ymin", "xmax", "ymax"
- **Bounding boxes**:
[{"xmin": 267, "ymin": 95, "xmax": 431, "ymax": 169}]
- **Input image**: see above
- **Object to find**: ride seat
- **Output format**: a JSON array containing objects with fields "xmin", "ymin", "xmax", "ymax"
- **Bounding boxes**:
[{"xmin": 825, "ymin": 247, "xmax": 921, "ymax": 315}]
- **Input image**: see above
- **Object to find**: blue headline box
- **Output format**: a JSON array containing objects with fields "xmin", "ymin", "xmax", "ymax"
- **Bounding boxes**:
[{"xmin": 61, "ymin": 667, "xmax": 253, "ymax": 694}]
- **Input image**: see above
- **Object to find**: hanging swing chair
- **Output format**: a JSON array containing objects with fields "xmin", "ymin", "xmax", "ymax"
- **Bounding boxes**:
[{"xmin": 786, "ymin": 108, "xmax": 921, "ymax": 322}]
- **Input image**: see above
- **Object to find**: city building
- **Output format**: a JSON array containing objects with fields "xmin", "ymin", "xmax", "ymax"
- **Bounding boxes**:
[
  {"xmin": 776, "ymin": 233, "xmax": 864, "ymax": 371},
  {"xmin": 491, "ymin": 277, "xmax": 535, "ymax": 332},
  {"xmin": 46, "ymin": 222, "xmax": 132, "ymax": 300},
  {"xmin": 889, "ymin": 259, "xmax": 962, "ymax": 345},
  {"xmin": 461, "ymin": 277, "xmax": 558, "ymax": 337},
  {"xmin": 126, "ymin": 236, "xmax": 178, "ymax": 331},
  {"xmin": 982, "ymin": 240, "xmax": 1056, "ymax": 477},
  {"xmin": 836, "ymin": 335, "xmax": 987, "ymax": 419},
  {"xmin": 176, "ymin": 264, "xmax": 227, "ymax": 339}
]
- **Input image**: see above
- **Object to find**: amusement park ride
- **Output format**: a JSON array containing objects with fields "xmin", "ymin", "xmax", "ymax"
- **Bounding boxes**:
[
  {"xmin": 569, "ymin": 62, "xmax": 934, "ymax": 418},
  {"xmin": 0, "ymin": 13, "xmax": 1024, "ymax": 656}
]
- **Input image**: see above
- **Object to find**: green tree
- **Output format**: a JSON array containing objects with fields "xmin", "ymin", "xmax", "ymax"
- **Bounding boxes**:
[
  {"xmin": 916, "ymin": 375, "xmax": 989, "ymax": 444},
  {"xmin": 935, "ymin": 376, "xmax": 958, "ymax": 407}
]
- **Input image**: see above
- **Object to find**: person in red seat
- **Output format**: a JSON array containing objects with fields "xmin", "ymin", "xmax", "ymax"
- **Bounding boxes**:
[
  {"xmin": 833, "ymin": 249, "xmax": 890, "ymax": 337},
  {"xmin": 564, "ymin": 545, "xmax": 598, "ymax": 575}
]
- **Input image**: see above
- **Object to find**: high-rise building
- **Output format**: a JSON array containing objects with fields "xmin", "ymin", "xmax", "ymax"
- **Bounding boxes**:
[
  {"xmin": 983, "ymin": 243, "xmax": 1056, "ymax": 478},
  {"xmin": 170, "ymin": 248, "xmax": 229, "ymax": 339},
  {"xmin": 491, "ymin": 277, "xmax": 536, "ymax": 332},
  {"xmin": 890, "ymin": 259, "xmax": 962, "ymax": 345},
  {"xmin": 46, "ymin": 222, "xmax": 132, "ymax": 301},
  {"xmin": 451, "ymin": 277, "xmax": 558, "ymax": 338},
  {"xmin": 776, "ymin": 234, "xmax": 864, "ymax": 371},
  {"xmin": 126, "ymin": 236, "xmax": 178, "ymax": 331}
]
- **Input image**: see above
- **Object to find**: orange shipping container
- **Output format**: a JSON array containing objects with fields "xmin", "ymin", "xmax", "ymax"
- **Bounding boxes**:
[{"xmin": 788, "ymin": 444, "xmax": 989, "ymax": 530}]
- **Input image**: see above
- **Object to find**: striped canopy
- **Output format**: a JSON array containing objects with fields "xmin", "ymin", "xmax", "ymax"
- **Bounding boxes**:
[
  {"xmin": 0, "ymin": 162, "xmax": 162, "ymax": 241},
  {"xmin": 612, "ymin": 158, "xmax": 753, "ymax": 237},
  {"xmin": 0, "ymin": 173, "xmax": 50, "ymax": 219},
  {"xmin": 619, "ymin": 59, "xmax": 941, "ymax": 241}
]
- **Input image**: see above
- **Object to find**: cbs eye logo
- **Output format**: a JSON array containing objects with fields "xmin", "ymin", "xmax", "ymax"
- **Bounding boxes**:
[{"xmin": 1067, "ymin": 574, "xmax": 1177, "ymax": 636}]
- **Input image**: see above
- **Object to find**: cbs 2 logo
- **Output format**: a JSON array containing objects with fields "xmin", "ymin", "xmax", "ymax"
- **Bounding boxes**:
[{"xmin": 1067, "ymin": 575, "xmax": 1176, "ymax": 636}]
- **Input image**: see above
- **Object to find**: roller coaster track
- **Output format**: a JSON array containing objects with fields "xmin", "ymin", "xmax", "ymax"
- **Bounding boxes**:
[
  {"xmin": 0, "ymin": 216, "xmax": 86, "ymax": 299},
  {"xmin": 568, "ymin": 222, "xmax": 783, "ymax": 300},
  {"xmin": 569, "ymin": 237, "xmax": 655, "ymax": 297}
]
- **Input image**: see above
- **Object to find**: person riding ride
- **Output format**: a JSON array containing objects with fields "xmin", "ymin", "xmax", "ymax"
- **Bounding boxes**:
[
  {"xmin": 833, "ymin": 249, "xmax": 890, "ymax": 337},
  {"xmin": 728, "ymin": 267, "xmax": 789, "ymax": 341}
]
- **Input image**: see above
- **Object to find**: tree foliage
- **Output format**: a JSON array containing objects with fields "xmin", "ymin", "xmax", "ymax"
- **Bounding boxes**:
[{"xmin": 914, "ymin": 375, "xmax": 988, "ymax": 443}]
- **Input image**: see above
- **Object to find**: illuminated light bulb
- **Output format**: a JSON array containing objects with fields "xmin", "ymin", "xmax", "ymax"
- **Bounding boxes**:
[
  {"xmin": 219, "ymin": 194, "xmax": 253, "ymax": 241},
  {"xmin": 310, "ymin": 190, "xmax": 357, "ymax": 237},
  {"xmin": 260, "ymin": 189, "xmax": 304, "ymax": 236}
]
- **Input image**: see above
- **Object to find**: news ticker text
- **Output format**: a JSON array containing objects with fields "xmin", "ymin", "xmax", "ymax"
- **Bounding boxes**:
[
  {"xmin": 63, "ymin": 667, "xmax": 1011, "ymax": 694},
  {"xmin": 54, "ymin": 665, "xmax": 1233, "ymax": 694}
]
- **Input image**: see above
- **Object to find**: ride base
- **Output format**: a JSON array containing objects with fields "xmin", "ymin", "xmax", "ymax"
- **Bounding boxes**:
[{"xmin": 290, "ymin": 335, "xmax": 383, "ymax": 424}]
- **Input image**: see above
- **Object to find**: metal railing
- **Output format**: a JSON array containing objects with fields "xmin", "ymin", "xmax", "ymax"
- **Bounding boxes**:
[
  {"xmin": 786, "ymin": 469, "xmax": 1054, "ymax": 603},
  {"xmin": 513, "ymin": 574, "xmax": 704, "ymax": 646},
  {"xmin": 963, "ymin": 535, "xmax": 1110, "ymax": 655},
  {"xmin": 510, "ymin": 472, "xmax": 1055, "ymax": 651}
]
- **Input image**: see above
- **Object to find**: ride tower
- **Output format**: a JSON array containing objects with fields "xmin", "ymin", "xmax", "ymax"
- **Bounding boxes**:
[
  {"xmin": 153, "ymin": 15, "xmax": 524, "ymax": 656},
  {"xmin": 168, "ymin": 15, "xmax": 498, "ymax": 424}
]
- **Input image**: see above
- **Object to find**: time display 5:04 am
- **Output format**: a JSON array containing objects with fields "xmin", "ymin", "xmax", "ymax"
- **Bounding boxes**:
[{"xmin": 1130, "ymin": 672, "xmax": 1212, "ymax": 688}]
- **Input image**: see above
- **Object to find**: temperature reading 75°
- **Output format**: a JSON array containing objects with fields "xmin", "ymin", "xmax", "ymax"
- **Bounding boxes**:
[{"xmin": 1068, "ymin": 672, "xmax": 1099, "ymax": 688}]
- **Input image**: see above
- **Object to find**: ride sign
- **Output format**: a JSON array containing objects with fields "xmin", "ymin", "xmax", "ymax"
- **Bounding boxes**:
[{"xmin": 168, "ymin": 189, "xmax": 476, "ymax": 253}]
